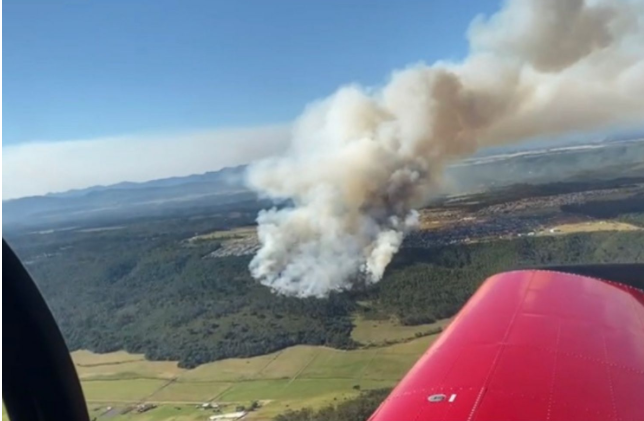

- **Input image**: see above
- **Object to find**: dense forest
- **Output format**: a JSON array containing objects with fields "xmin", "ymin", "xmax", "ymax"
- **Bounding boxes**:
[
  {"xmin": 373, "ymin": 231, "xmax": 644, "ymax": 325},
  {"xmin": 7, "ymin": 216, "xmax": 357, "ymax": 368},
  {"xmin": 5, "ymin": 197, "xmax": 644, "ymax": 368},
  {"xmin": 274, "ymin": 389, "xmax": 391, "ymax": 421}
]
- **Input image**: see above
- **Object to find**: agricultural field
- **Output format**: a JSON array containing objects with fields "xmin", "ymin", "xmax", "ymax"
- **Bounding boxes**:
[
  {"xmin": 75, "ymin": 352, "xmax": 185, "ymax": 380},
  {"xmin": 72, "ymin": 333, "xmax": 439, "ymax": 420},
  {"xmin": 81, "ymin": 379, "xmax": 168, "ymax": 402},
  {"xmin": 74, "ymin": 350, "xmax": 145, "ymax": 365},
  {"xmin": 351, "ymin": 314, "xmax": 450, "ymax": 345}
]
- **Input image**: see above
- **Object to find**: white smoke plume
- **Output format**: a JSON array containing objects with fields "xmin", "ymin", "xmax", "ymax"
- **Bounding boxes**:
[{"xmin": 246, "ymin": 0, "xmax": 644, "ymax": 297}]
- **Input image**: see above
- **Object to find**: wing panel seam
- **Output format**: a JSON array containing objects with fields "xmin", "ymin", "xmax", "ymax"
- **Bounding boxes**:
[{"xmin": 466, "ymin": 271, "xmax": 534, "ymax": 421}]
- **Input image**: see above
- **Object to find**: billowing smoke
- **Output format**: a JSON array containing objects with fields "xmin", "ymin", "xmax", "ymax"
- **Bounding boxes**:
[{"xmin": 246, "ymin": 0, "xmax": 644, "ymax": 297}]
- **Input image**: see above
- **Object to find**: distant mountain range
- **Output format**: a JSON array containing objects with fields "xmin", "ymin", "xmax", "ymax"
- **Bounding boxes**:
[
  {"xmin": 446, "ymin": 137, "xmax": 644, "ymax": 193},
  {"xmin": 43, "ymin": 165, "xmax": 248, "ymax": 198},
  {"xmin": 4, "ymin": 137, "xmax": 644, "ymax": 230},
  {"xmin": 3, "ymin": 165, "xmax": 251, "ymax": 229}
]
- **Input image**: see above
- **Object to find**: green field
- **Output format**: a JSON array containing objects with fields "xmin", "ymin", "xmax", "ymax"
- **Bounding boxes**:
[
  {"xmin": 74, "ymin": 350, "xmax": 145, "ymax": 365},
  {"xmin": 75, "ymin": 354, "xmax": 185, "ymax": 381},
  {"xmin": 71, "ymin": 333, "xmax": 439, "ymax": 420},
  {"xmin": 178, "ymin": 353, "xmax": 277, "ymax": 382},
  {"xmin": 147, "ymin": 381, "xmax": 234, "ymax": 402},
  {"xmin": 255, "ymin": 346, "xmax": 320, "ymax": 379},
  {"xmin": 351, "ymin": 315, "xmax": 449, "ymax": 345},
  {"xmin": 81, "ymin": 379, "xmax": 169, "ymax": 402},
  {"xmin": 87, "ymin": 403, "xmax": 206, "ymax": 421}
]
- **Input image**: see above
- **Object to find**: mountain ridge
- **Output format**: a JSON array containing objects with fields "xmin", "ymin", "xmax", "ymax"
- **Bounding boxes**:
[
  {"xmin": 4, "ymin": 137, "xmax": 644, "ymax": 230},
  {"xmin": 7, "ymin": 136, "xmax": 644, "ymax": 203}
]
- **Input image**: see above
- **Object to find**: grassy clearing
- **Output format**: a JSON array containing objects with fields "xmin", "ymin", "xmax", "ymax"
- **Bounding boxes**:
[
  {"xmin": 75, "ymin": 359, "xmax": 185, "ymax": 380},
  {"xmin": 123, "ymin": 405, "xmax": 204, "ymax": 421},
  {"xmin": 256, "ymin": 346, "xmax": 320, "ymax": 379},
  {"xmin": 351, "ymin": 315, "xmax": 449, "ymax": 345},
  {"xmin": 361, "ymin": 353, "xmax": 419, "ymax": 380},
  {"xmin": 417, "ymin": 209, "xmax": 463, "ymax": 230},
  {"xmin": 177, "ymin": 353, "xmax": 277, "ymax": 382},
  {"xmin": 300, "ymin": 349, "xmax": 377, "ymax": 379},
  {"xmin": 286, "ymin": 378, "xmax": 394, "ymax": 399},
  {"xmin": 81, "ymin": 379, "xmax": 168, "ymax": 402},
  {"xmin": 217, "ymin": 378, "xmax": 394, "ymax": 404},
  {"xmin": 378, "ymin": 334, "xmax": 440, "ymax": 355},
  {"xmin": 90, "ymin": 404, "xmax": 205, "ymax": 421},
  {"xmin": 246, "ymin": 395, "xmax": 359, "ymax": 420},
  {"xmin": 147, "ymin": 381, "xmax": 233, "ymax": 402},
  {"xmin": 72, "ymin": 350, "xmax": 144, "ymax": 365},
  {"xmin": 188, "ymin": 226, "xmax": 256, "ymax": 242},
  {"xmin": 540, "ymin": 220, "xmax": 641, "ymax": 235},
  {"xmin": 217, "ymin": 379, "xmax": 292, "ymax": 401}
]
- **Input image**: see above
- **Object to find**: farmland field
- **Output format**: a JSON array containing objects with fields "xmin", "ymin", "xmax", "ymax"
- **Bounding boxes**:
[
  {"xmin": 351, "ymin": 315, "xmax": 450, "ymax": 345},
  {"xmin": 178, "ymin": 353, "xmax": 278, "ymax": 382},
  {"xmin": 73, "ymin": 350, "xmax": 145, "ymax": 366},
  {"xmin": 72, "ymin": 333, "xmax": 439, "ymax": 420},
  {"xmin": 148, "ymin": 381, "xmax": 234, "ymax": 402},
  {"xmin": 81, "ymin": 379, "xmax": 169, "ymax": 402},
  {"xmin": 75, "ymin": 356, "xmax": 185, "ymax": 380}
]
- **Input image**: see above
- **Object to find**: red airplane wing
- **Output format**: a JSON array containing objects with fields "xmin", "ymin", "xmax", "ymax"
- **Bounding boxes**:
[{"xmin": 368, "ymin": 270, "xmax": 644, "ymax": 421}]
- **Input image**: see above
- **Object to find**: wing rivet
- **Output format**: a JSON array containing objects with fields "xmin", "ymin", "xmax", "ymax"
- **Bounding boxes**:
[{"xmin": 428, "ymin": 394, "xmax": 446, "ymax": 403}]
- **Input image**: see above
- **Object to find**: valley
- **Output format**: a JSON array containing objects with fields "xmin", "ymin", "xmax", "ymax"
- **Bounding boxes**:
[
  {"xmin": 4, "ymin": 149, "xmax": 644, "ymax": 420},
  {"xmin": 76, "ymin": 328, "xmax": 439, "ymax": 420}
]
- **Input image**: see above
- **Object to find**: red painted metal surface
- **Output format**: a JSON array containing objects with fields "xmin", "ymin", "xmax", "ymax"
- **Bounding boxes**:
[{"xmin": 368, "ymin": 270, "xmax": 644, "ymax": 421}]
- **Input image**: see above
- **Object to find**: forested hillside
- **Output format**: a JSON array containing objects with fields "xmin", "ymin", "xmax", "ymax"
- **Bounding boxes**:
[
  {"xmin": 373, "ymin": 232, "xmax": 644, "ymax": 325},
  {"xmin": 7, "ymin": 210, "xmax": 644, "ymax": 368},
  {"xmin": 9, "ymin": 228, "xmax": 356, "ymax": 368}
]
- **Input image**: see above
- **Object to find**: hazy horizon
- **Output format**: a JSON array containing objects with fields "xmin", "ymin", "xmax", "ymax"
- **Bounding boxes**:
[{"xmin": 5, "ymin": 128, "xmax": 642, "ymax": 201}]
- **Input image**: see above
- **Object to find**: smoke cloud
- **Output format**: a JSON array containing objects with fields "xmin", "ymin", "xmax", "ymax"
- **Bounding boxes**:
[{"xmin": 247, "ymin": 0, "xmax": 644, "ymax": 297}]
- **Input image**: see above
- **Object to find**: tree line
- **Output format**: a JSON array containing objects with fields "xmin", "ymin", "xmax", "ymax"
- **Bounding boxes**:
[{"xmin": 274, "ymin": 388, "xmax": 391, "ymax": 421}]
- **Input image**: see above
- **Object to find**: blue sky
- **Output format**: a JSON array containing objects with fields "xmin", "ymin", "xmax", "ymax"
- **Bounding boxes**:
[
  {"xmin": 4, "ymin": 0, "xmax": 506, "ymax": 198},
  {"xmin": 4, "ymin": 0, "xmax": 499, "ymax": 144}
]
